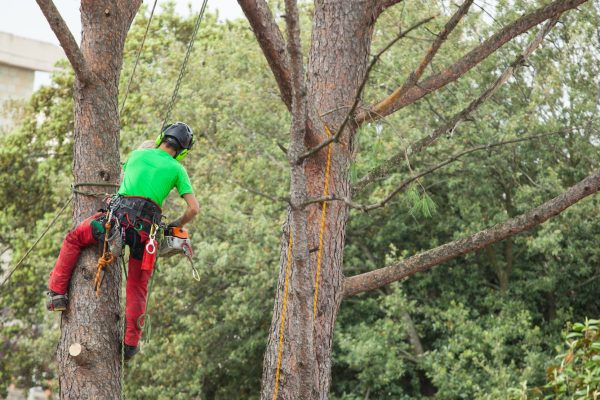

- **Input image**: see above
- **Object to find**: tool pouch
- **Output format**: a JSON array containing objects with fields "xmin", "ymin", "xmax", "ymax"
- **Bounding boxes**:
[{"xmin": 141, "ymin": 237, "xmax": 157, "ymax": 271}]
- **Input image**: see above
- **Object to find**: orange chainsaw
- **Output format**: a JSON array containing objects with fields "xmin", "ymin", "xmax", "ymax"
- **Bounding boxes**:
[
  {"xmin": 159, "ymin": 226, "xmax": 200, "ymax": 280},
  {"xmin": 160, "ymin": 227, "xmax": 193, "ymax": 259}
]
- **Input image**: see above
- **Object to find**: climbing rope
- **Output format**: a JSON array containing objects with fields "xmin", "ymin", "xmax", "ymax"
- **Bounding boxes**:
[
  {"xmin": 312, "ymin": 125, "xmax": 333, "ymax": 318},
  {"xmin": 119, "ymin": 253, "xmax": 126, "ymax": 399},
  {"xmin": 273, "ymin": 233, "xmax": 293, "ymax": 400},
  {"xmin": 272, "ymin": 125, "xmax": 334, "ymax": 398},
  {"xmin": 0, "ymin": 196, "xmax": 72, "ymax": 289},
  {"xmin": 160, "ymin": 0, "xmax": 208, "ymax": 130},
  {"xmin": 94, "ymin": 208, "xmax": 116, "ymax": 296},
  {"xmin": 72, "ymin": 182, "xmax": 120, "ymax": 198},
  {"xmin": 120, "ymin": 0, "xmax": 159, "ymax": 116}
]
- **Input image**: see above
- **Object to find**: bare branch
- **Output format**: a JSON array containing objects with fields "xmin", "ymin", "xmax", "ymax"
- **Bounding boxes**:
[
  {"xmin": 297, "ymin": 16, "xmax": 436, "ymax": 163},
  {"xmin": 307, "ymin": 131, "xmax": 564, "ymax": 211},
  {"xmin": 343, "ymin": 167, "xmax": 600, "ymax": 297},
  {"xmin": 358, "ymin": 132, "xmax": 565, "ymax": 211},
  {"xmin": 238, "ymin": 0, "xmax": 292, "ymax": 110},
  {"xmin": 374, "ymin": 0, "xmax": 406, "ymax": 18},
  {"xmin": 397, "ymin": 0, "xmax": 474, "ymax": 96},
  {"xmin": 231, "ymin": 177, "xmax": 291, "ymax": 206},
  {"xmin": 356, "ymin": 0, "xmax": 588, "ymax": 123},
  {"xmin": 36, "ymin": 0, "xmax": 93, "ymax": 83},
  {"xmin": 354, "ymin": 16, "xmax": 561, "ymax": 193}
]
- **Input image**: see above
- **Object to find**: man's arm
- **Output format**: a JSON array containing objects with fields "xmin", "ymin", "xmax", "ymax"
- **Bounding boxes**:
[{"xmin": 170, "ymin": 193, "xmax": 200, "ymax": 227}]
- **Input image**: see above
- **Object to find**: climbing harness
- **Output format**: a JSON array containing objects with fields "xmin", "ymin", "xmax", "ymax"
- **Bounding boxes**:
[
  {"xmin": 272, "ymin": 125, "xmax": 334, "ymax": 399},
  {"xmin": 92, "ymin": 195, "xmax": 162, "ymax": 293}
]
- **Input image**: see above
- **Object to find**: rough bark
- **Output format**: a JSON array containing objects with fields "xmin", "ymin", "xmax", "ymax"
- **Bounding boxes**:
[
  {"xmin": 243, "ymin": 1, "xmax": 592, "ymax": 398},
  {"xmin": 38, "ymin": 1, "xmax": 141, "ymax": 398},
  {"xmin": 237, "ymin": 0, "xmax": 292, "ymax": 110},
  {"xmin": 261, "ymin": 1, "xmax": 317, "ymax": 398},
  {"xmin": 260, "ymin": 1, "xmax": 376, "ymax": 399}
]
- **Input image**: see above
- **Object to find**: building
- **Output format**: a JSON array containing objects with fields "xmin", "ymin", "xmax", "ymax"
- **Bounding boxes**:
[{"xmin": 0, "ymin": 32, "xmax": 65, "ymax": 130}]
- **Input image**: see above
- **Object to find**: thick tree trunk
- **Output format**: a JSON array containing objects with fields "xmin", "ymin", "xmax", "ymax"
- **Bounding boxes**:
[
  {"xmin": 260, "ymin": 2, "xmax": 375, "ymax": 399},
  {"xmin": 248, "ymin": 0, "xmax": 590, "ymax": 398},
  {"xmin": 54, "ymin": 1, "xmax": 140, "ymax": 398}
]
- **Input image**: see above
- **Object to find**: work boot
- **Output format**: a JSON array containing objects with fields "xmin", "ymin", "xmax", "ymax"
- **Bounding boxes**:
[
  {"xmin": 46, "ymin": 291, "xmax": 68, "ymax": 312},
  {"xmin": 119, "ymin": 342, "xmax": 140, "ymax": 362}
]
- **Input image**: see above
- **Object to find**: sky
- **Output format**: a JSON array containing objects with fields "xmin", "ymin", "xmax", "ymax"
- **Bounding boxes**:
[{"xmin": 0, "ymin": 0, "xmax": 245, "ymax": 87}]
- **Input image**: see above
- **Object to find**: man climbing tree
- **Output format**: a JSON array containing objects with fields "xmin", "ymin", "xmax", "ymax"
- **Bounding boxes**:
[
  {"xmin": 33, "ymin": 0, "xmax": 599, "ymax": 398},
  {"xmin": 35, "ymin": 0, "xmax": 143, "ymax": 398},
  {"xmin": 47, "ymin": 122, "xmax": 199, "ymax": 361}
]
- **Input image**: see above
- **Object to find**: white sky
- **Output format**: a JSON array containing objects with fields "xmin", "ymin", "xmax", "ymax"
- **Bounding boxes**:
[
  {"xmin": 0, "ymin": 1, "xmax": 244, "ymax": 88},
  {"xmin": 1, "ymin": 0, "xmax": 244, "ymax": 44}
]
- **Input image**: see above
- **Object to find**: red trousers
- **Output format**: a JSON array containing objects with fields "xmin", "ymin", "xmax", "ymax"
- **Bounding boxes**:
[{"xmin": 48, "ymin": 213, "xmax": 151, "ymax": 347}]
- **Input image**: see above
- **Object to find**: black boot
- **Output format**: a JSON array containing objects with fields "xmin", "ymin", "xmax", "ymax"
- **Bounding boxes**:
[
  {"xmin": 119, "ymin": 342, "xmax": 140, "ymax": 362},
  {"xmin": 46, "ymin": 291, "xmax": 68, "ymax": 312}
]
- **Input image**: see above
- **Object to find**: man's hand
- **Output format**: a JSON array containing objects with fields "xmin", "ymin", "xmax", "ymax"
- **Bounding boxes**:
[
  {"xmin": 171, "ymin": 193, "xmax": 200, "ymax": 227},
  {"xmin": 167, "ymin": 218, "xmax": 182, "ymax": 228}
]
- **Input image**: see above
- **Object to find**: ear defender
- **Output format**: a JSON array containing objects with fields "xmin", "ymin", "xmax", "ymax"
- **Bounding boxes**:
[
  {"xmin": 155, "ymin": 124, "xmax": 173, "ymax": 147},
  {"xmin": 154, "ymin": 132, "xmax": 163, "ymax": 146},
  {"xmin": 175, "ymin": 149, "xmax": 189, "ymax": 161}
]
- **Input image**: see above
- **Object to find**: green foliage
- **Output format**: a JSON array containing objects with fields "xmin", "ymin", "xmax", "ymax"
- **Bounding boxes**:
[
  {"xmin": 1, "ymin": 1, "xmax": 599, "ymax": 399},
  {"xmin": 547, "ymin": 319, "xmax": 600, "ymax": 399},
  {"xmin": 507, "ymin": 319, "xmax": 600, "ymax": 399}
]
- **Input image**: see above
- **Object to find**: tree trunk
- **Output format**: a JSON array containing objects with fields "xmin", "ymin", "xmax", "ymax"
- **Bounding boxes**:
[
  {"xmin": 260, "ymin": 2, "xmax": 375, "ymax": 398},
  {"xmin": 246, "ymin": 0, "xmax": 592, "ymax": 398},
  {"xmin": 55, "ymin": 1, "xmax": 140, "ymax": 398}
]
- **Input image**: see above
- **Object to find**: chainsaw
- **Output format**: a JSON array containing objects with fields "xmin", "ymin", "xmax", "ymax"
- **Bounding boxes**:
[
  {"xmin": 159, "ymin": 226, "xmax": 200, "ymax": 281},
  {"xmin": 160, "ymin": 226, "xmax": 193, "ymax": 259}
]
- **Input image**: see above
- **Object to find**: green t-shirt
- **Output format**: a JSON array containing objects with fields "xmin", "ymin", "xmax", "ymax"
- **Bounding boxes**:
[{"xmin": 118, "ymin": 148, "xmax": 193, "ymax": 207}]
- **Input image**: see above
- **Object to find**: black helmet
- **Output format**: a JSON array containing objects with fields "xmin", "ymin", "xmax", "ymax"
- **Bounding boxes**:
[{"xmin": 156, "ymin": 122, "xmax": 194, "ymax": 160}]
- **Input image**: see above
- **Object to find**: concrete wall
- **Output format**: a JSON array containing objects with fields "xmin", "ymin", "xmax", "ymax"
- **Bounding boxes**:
[
  {"xmin": 0, "ymin": 32, "xmax": 65, "ymax": 130},
  {"xmin": 0, "ymin": 32, "xmax": 64, "ymax": 72}
]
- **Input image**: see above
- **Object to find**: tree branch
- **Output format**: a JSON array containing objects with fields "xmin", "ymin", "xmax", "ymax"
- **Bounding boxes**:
[
  {"xmin": 374, "ymin": 0, "xmax": 406, "ymax": 18},
  {"xmin": 354, "ymin": 15, "xmax": 561, "ymax": 193},
  {"xmin": 238, "ymin": 0, "xmax": 292, "ymax": 110},
  {"xmin": 285, "ymin": 0, "xmax": 306, "ymax": 152},
  {"xmin": 306, "ymin": 131, "xmax": 564, "ymax": 211},
  {"xmin": 357, "ymin": 132, "xmax": 565, "ymax": 211},
  {"xmin": 343, "ymin": 166, "xmax": 600, "ymax": 297},
  {"xmin": 297, "ymin": 16, "xmax": 436, "ymax": 163},
  {"xmin": 395, "ymin": 0, "xmax": 474, "ymax": 97},
  {"xmin": 35, "ymin": 0, "xmax": 93, "ymax": 83},
  {"xmin": 356, "ymin": 0, "xmax": 588, "ymax": 123}
]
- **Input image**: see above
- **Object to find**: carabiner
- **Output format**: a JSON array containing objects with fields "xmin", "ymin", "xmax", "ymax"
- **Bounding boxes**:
[
  {"xmin": 149, "ymin": 223, "xmax": 158, "ymax": 240},
  {"xmin": 145, "ymin": 240, "xmax": 156, "ymax": 255}
]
